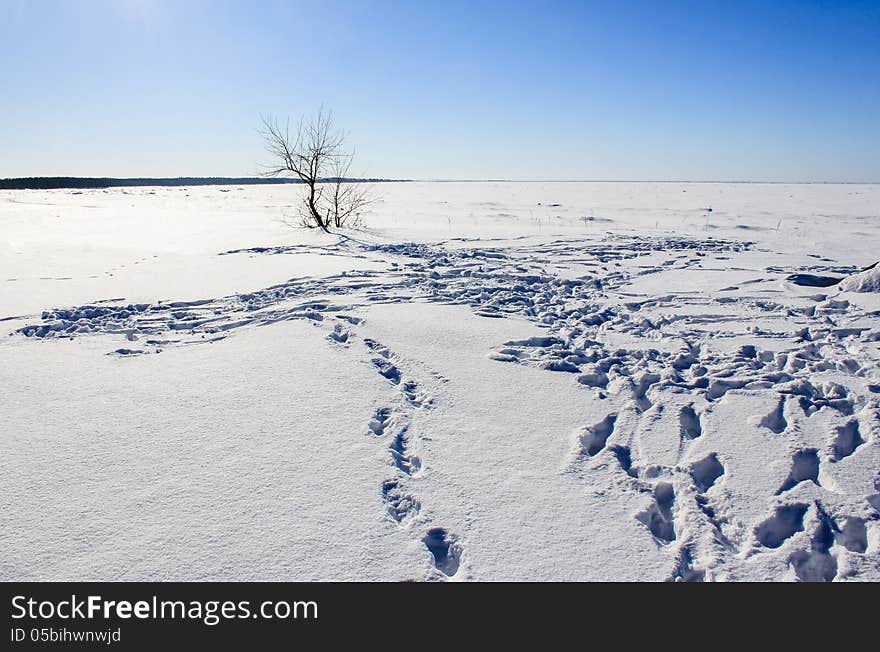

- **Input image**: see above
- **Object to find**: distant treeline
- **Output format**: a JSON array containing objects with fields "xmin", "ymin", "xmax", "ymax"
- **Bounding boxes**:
[{"xmin": 0, "ymin": 177, "xmax": 408, "ymax": 190}]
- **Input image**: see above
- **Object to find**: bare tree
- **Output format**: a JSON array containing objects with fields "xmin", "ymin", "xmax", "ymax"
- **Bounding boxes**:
[
  {"xmin": 259, "ymin": 108, "xmax": 371, "ymax": 230},
  {"xmin": 326, "ymin": 150, "xmax": 371, "ymax": 228}
]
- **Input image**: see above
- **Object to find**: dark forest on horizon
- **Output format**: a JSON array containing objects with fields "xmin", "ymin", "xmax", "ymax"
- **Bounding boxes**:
[{"xmin": 0, "ymin": 177, "xmax": 408, "ymax": 190}]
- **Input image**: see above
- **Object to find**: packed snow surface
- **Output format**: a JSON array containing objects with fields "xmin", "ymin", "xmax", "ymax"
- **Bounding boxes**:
[{"xmin": 2, "ymin": 182, "xmax": 879, "ymax": 581}]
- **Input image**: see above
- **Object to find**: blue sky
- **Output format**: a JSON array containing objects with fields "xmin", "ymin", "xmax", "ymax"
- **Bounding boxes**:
[{"xmin": 1, "ymin": 0, "xmax": 878, "ymax": 181}]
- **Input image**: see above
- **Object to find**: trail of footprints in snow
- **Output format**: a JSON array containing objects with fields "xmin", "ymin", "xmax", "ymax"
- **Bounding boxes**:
[
  {"xmin": 240, "ymin": 238, "xmax": 880, "ymax": 579},
  {"xmin": 573, "ymin": 406, "xmax": 693, "ymax": 552},
  {"xmin": 631, "ymin": 402, "xmax": 869, "ymax": 580},
  {"xmin": 570, "ymin": 372, "xmax": 873, "ymax": 581},
  {"xmin": 15, "ymin": 233, "xmax": 878, "ymax": 580},
  {"xmin": 361, "ymin": 337, "xmax": 462, "ymax": 580},
  {"xmin": 434, "ymin": 239, "xmax": 878, "ymax": 581},
  {"xmin": 578, "ymin": 414, "xmax": 704, "ymax": 580},
  {"xmin": 14, "ymin": 235, "xmax": 750, "ymax": 351},
  {"xmin": 754, "ymin": 500, "xmax": 871, "ymax": 581}
]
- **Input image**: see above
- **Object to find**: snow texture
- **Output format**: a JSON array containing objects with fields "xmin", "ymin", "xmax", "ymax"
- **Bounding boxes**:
[
  {"xmin": 2, "ymin": 182, "xmax": 879, "ymax": 581},
  {"xmin": 839, "ymin": 265, "xmax": 880, "ymax": 293}
]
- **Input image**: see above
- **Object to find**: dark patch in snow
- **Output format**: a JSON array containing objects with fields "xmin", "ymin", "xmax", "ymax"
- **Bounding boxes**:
[
  {"xmin": 580, "ymin": 413, "xmax": 618, "ymax": 457},
  {"xmin": 691, "ymin": 453, "xmax": 724, "ymax": 493},
  {"xmin": 786, "ymin": 273, "xmax": 843, "ymax": 288},
  {"xmin": 679, "ymin": 404, "xmax": 702, "ymax": 440},
  {"xmin": 422, "ymin": 528, "xmax": 462, "ymax": 577},
  {"xmin": 832, "ymin": 420, "xmax": 863, "ymax": 461},
  {"xmin": 776, "ymin": 449, "xmax": 820, "ymax": 494},
  {"xmin": 756, "ymin": 503, "xmax": 807, "ymax": 548},
  {"xmin": 636, "ymin": 482, "xmax": 676, "ymax": 544}
]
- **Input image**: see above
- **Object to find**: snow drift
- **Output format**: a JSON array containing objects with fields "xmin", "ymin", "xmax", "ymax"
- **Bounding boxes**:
[{"xmin": 839, "ymin": 264, "xmax": 880, "ymax": 293}]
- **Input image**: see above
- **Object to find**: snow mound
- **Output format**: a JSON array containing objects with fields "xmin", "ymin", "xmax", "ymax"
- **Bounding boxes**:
[{"xmin": 839, "ymin": 264, "xmax": 880, "ymax": 292}]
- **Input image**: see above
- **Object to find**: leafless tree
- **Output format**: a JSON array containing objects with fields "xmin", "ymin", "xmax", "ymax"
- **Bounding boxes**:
[{"xmin": 259, "ymin": 108, "xmax": 371, "ymax": 230}]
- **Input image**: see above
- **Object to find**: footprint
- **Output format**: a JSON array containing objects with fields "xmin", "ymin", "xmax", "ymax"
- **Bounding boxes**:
[
  {"xmin": 691, "ymin": 453, "xmax": 724, "ymax": 493},
  {"xmin": 706, "ymin": 378, "xmax": 749, "ymax": 400},
  {"xmin": 372, "ymin": 358, "xmax": 401, "ymax": 384},
  {"xmin": 636, "ymin": 482, "xmax": 676, "ymax": 544},
  {"xmin": 633, "ymin": 372, "xmax": 661, "ymax": 411},
  {"xmin": 327, "ymin": 324, "xmax": 350, "ymax": 343},
  {"xmin": 755, "ymin": 503, "xmax": 808, "ymax": 548},
  {"xmin": 579, "ymin": 413, "xmax": 618, "ymax": 457},
  {"xmin": 836, "ymin": 517, "xmax": 868, "ymax": 553},
  {"xmin": 789, "ymin": 504, "xmax": 837, "ymax": 582},
  {"xmin": 577, "ymin": 368, "xmax": 609, "ymax": 388},
  {"xmin": 832, "ymin": 420, "xmax": 863, "ymax": 461},
  {"xmin": 679, "ymin": 405, "xmax": 702, "ymax": 440},
  {"xmin": 422, "ymin": 528, "xmax": 462, "ymax": 577},
  {"xmin": 610, "ymin": 445, "xmax": 636, "ymax": 477},
  {"xmin": 868, "ymin": 478, "xmax": 880, "ymax": 514},
  {"xmin": 776, "ymin": 449, "xmax": 820, "ymax": 494},
  {"xmin": 694, "ymin": 494, "xmax": 728, "ymax": 534},
  {"xmin": 368, "ymin": 408, "xmax": 392, "ymax": 436},
  {"xmin": 363, "ymin": 338, "xmax": 390, "ymax": 358},
  {"xmin": 381, "ymin": 480, "xmax": 420, "ymax": 525},
  {"xmin": 109, "ymin": 348, "xmax": 145, "ymax": 356},
  {"xmin": 759, "ymin": 396, "xmax": 788, "ymax": 434},
  {"xmin": 668, "ymin": 544, "xmax": 704, "ymax": 582},
  {"xmin": 389, "ymin": 428, "xmax": 421, "ymax": 476},
  {"xmin": 402, "ymin": 380, "xmax": 422, "ymax": 406}
]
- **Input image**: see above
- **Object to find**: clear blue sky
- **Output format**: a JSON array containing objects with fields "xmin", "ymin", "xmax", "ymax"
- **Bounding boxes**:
[{"xmin": 1, "ymin": 0, "xmax": 878, "ymax": 181}]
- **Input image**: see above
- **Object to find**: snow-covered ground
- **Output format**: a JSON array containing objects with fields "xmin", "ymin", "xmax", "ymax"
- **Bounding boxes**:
[{"xmin": 2, "ymin": 182, "xmax": 878, "ymax": 581}]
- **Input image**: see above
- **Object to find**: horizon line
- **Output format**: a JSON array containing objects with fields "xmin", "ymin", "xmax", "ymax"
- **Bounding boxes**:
[{"xmin": 2, "ymin": 176, "xmax": 879, "ymax": 189}]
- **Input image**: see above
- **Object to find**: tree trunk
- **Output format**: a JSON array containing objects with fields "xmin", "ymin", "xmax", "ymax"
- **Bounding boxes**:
[{"xmin": 307, "ymin": 180, "xmax": 326, "ymax": 229}]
